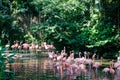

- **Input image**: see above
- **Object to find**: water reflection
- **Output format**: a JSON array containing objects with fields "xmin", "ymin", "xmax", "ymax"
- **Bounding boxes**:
[{"xmin": 8, "ymin": 54, "xmax": 120, "ymax": 80}]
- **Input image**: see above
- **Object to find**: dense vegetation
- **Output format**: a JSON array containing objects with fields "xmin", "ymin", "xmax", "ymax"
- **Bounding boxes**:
[{"xmin": 0, "ymin": 0, "xmax": 120, "ymax": 57}]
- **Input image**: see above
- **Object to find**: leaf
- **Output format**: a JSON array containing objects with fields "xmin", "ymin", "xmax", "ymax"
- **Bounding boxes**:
[{"xmin": 4, "ymin": 69, "xmax": 14, "ymax": 73}]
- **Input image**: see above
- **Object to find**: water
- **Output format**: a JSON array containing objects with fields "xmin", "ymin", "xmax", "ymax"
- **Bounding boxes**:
[
  {"xmin": 6, "ymin": 53, "xmax": 120, "ymax": 80},
  {"xmin": 9, "ymin": 53, "xmax": 58, "ymax": 80}
]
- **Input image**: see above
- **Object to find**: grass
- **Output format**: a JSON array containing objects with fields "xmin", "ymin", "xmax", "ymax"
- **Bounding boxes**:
[{"xmin": 95, "ymin": 58, "xmax": 117, "ymax": 68}]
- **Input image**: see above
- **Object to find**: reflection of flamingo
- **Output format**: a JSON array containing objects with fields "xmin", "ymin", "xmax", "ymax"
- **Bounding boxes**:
[{"xmin": 103, "ymin": 76, "xmax": 110, "ymax": 80}]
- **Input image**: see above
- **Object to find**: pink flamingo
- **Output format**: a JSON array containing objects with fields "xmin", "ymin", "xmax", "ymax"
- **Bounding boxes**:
[
  {"xmin": 102, "ymin": 66, "xmax": 115, "ymax": 80},
  {"xmin": 102, "ymin": 67, "xmax": 110, "ymax": 76},
  {"xmin": 70, "ymin": 64, "xmax": 79, "ymax": 80},
  {"xmin": 114, "ymin": 67, "xmax": 120, "ymax": 80},
  {"xmin": 84, "ymin": 51, "xmax": 87, "ymax": 59},
  {"xmin": 103, "ymin": 76, "xmax": 110, "ymax": 80},
  {"xmin": 86, "ymin": 59, "xmax": 93, "ymax": 65},
  {"xmin": 93, "ymin": 62, "xmax": 101, "ymax": 69},
  {"xmin": 11, "ymin": 41, "xmax": 19, "ymax": 50},
  {"xmin": 103, "ymin": 67, "xmax": 110, "ymax": 73},
  {"xmin": 114, "ymin": 62, "xmax": 120, "ymax": 68},
  {"xmin": 79, "ymin": 63, "xmax": 87, "ymax": 76},
  {"xmin": 70, "ymin": 64, "xmax": 78, "ymax": 75},
  {"xmin": 109, "ymin": 66, "xmax": 115, "ymax": 74},
  {"xmin": 22, "ymin": 43, "xmax": 30, "ymax": 53},
  {"xmin": 69, "ymin": 52, "xmax": 74, "ymax": 60},
  {"xmin": 61, "ymin": 50, "xmax": 67, "ymax": 57},
  {"xmin": 74, "ymin": 58, "xmax": 80, "ymax": 65},
  {"xmin": 86, "ymin": 59, "xmax": 93, "ymax": 71},
  {"xmin": 18, "ymin": 45, "xmax": 22, "ymax": 52},
  {"xmin": 43, "ymin": 42, "xmax": 49, "ymax": 51},
  {"xmin": 93, "ymin": 62, "xmax": 101, "ymax": 76},
  {"xmin": 114, "ymin": 59, "xmax": 120, "ymax": 75},
  {"xmin": 78, "ymin": 57, "xmax": 86, "ymax": 64},
  {"xmin": 103, "ymin": 62, "xmax": 115, "ymax": 76},
  {"xmin": 114, "ymin": 56, "xmax": 120, "ymax": 68},
  {"xmin": 48, "ymin": 52, "xmax": 54, "ymax": 60}
]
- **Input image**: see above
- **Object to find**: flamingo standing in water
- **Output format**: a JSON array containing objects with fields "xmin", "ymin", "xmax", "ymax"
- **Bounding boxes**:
[
  {"xmin": 114, "ymin": 57, "xmax": 120, "ymax": 76},
  {"xmin": 109, "ymin": 60, "xmax": 115, "ymax": 75},
  {"xmin": 22, "ymin": 43, "xmax": 30, "ymax": 53},
  {"xmin": 70, "ymin": 63, "xmax": 79, "ymax": 80},
  {"xmin": 103, "ymin": 67, "xmax": 110, "ymax": 75},
  {"xmin": 86, "ymin": 59, "xmax": 93, "ymax": 66},
  {"xmin": 93, "ymin": 61, "xmax": 101, "ymax": 76},
  {"xmin": 79, "ymin": 63, "xmax": 87, "ymax": 77},
  {"xmin": 11, "ymin": 41, "xmax": 19, "ymax": 50},
  {"xmin": 102, "ymin": 61, "xmax": 115, "ymax": 79}
]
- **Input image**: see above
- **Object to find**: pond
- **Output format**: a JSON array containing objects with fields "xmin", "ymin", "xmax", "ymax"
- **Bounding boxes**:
[{"xmin": 5, "ymin": 52, "xmax": 120, "ymax": 80}]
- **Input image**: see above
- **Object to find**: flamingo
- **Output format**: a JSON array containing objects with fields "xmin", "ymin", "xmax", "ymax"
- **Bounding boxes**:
[
  {"xmin": 79, "ymin": 57, "xmax": 86, "ymax": 64},
  {"xmin": 18, "ymin": 45, "xmax": 22, "ymax": 52},
  {"xmin": 79, "ymin": 52, "xmax": 82, "ymax": 58},
  {"xmin": 109, "ymin": 66, "xmax": 115, "ymax": 74},
  {"xmin": 114, "ymin": 62, "xmax": 120, "ymax": 68},
  {"xmin": 74, "ymin": 58, "xmax": 80, "ymax": 65},
  {"xmin": 86, "ymin": 59, "xmax": 93, "ymax": 65},
  {"xmin": 22, "ymin": 43, "xmax": 29, "ymax": 51},
  {"xmin": 103, "ymin": 61, "xmax": 115, "ymax": 76},
  {"xmin": 93, "ymin": 62, "xmax": 101, "ymax": 69},
  {"xmin": 103, "ymin": 67, "xmax": 110, "ymax": 73},
  {"xmin": 86, "ymin": 59, "xmax": 93, "ymax": 71},
  {"xmin": 114, "ymin": 59, "xmax": 120, "ymax": 75},
  {"xmin": 102, "ymin": 67, "xmax": 110, "ymax": 76},
  {"xmin": 92, "ymin": 53, "xmax": 96, "ymax": 60},
  {"xmin": 11, "ymin": 43, "xmax": 19, "ymax": 50},
  {"xmin": 117, "ymin": 56, "xmax": 120, "ymax": 62},
  {"xmin": 114, "ymin": 66, "xmax": 120, "ymax": 80},
  {"xmin": 84, "ymin": 51, "xmax": 87, "ymax": 59},
  {"xmin": 70, "ymin": 63, "xmax": 79, "ymax": 80},
  {"xmin": 79, "ymin": 63, "xmax": 87, "ymax": 77},
  {"xmin": 93, "ymin": 62, "xmax": 101, "ymax": 76},
  {"xmin": 48, "ymin": 52, "xmax": 54, "ymax": 60}
]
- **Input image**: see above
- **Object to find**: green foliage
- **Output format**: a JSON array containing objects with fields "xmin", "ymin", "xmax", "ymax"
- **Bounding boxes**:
[
  {"xmin": 0, "ymin": 0, "xmax": 25, "ymax": 45},
  {"xmin": 25, "ymin": 0, "xmax": 119, "ymax": 53},
  {"xmin": 0, "ymin": 50, "xmax": 16, "ymax": 79},
  {"xmin": 0, "ymin": 0, "xmax": 119, "ymax": 56},
  {"xmin": 0, "ymin": 41, "xmax": 16, "ymax": 79}
]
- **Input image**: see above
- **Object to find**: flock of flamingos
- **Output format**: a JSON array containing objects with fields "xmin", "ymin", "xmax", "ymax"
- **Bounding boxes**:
[
  {"xmin": 11, "ymin": 41, "xmax": 55, "ymax": 52},
  {"xmin": 46, "ymin": 50, "xmax": 120, "ymax": 80},
  {"xmin": 10, "ymin": 41, "xmax": 120, "ymax": 80}
]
